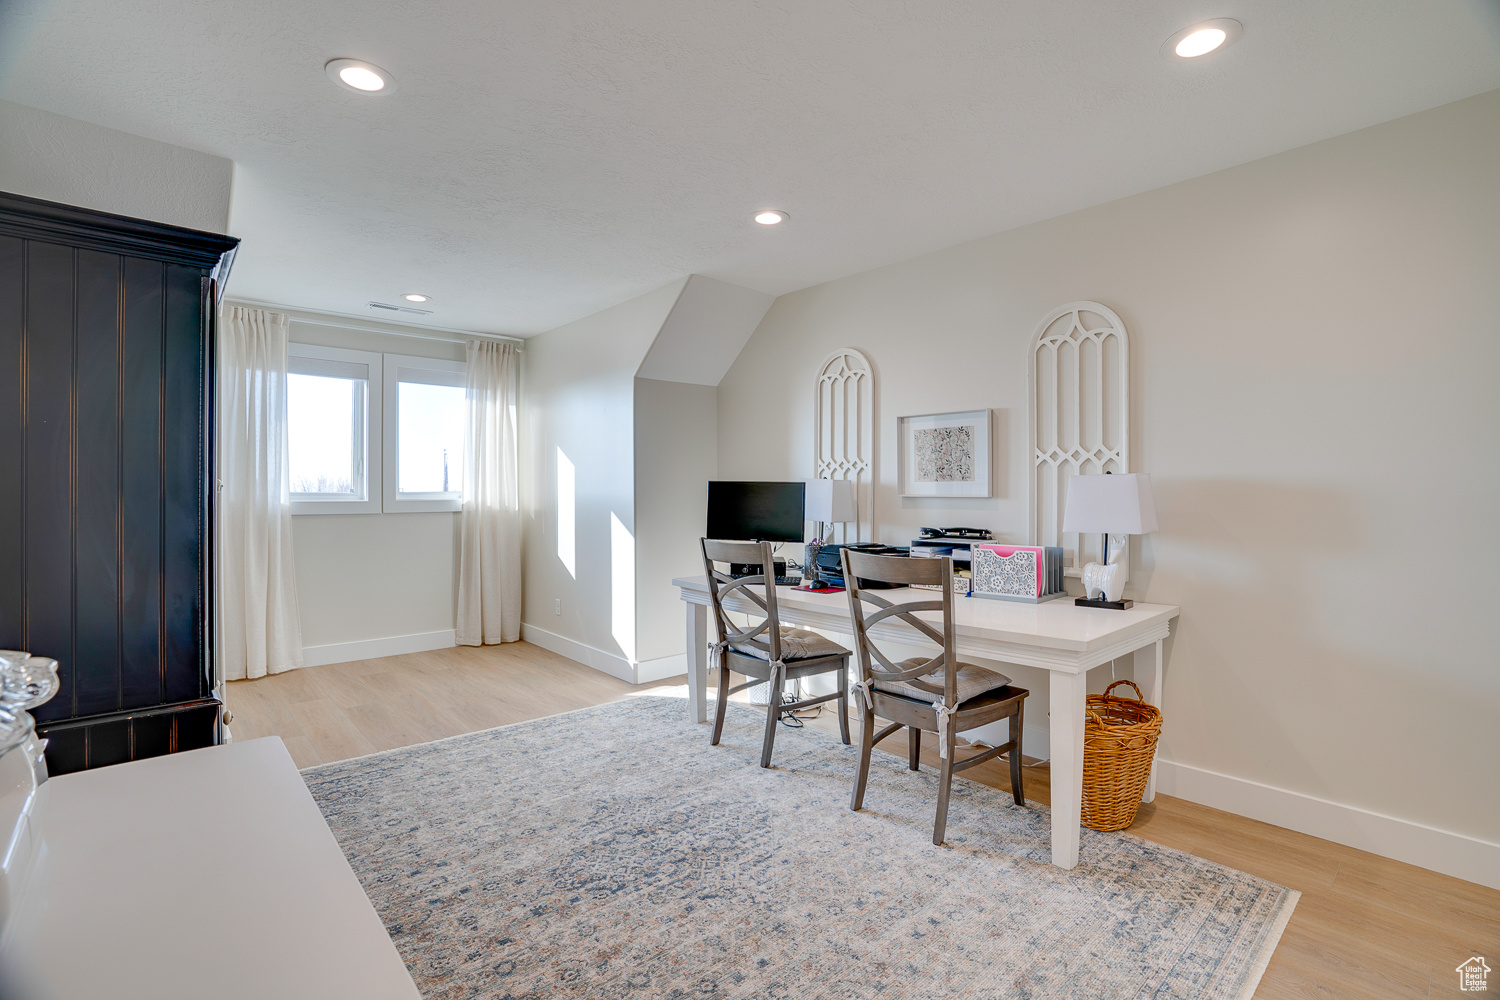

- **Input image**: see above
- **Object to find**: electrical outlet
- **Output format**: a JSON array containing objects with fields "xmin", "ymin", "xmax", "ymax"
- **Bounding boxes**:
[{"xmin": 554, "ymin": 598, "xmax": 561, "ymax": 616}]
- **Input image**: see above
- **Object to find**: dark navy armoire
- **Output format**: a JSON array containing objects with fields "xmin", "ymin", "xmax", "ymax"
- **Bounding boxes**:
[{"xmin": 0, "ymin": 191, "xmax": 238, "ymax": 774}]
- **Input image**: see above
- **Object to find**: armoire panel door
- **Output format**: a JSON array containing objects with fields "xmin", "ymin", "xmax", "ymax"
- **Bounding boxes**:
[
  {"xmin": 119, "ymin": 254, "xmax": 167, "ymax": 710},
  {"xmin": 22, "ymin": 240, "xmax": 75, "ymax": 716},
  {"xmin": 74, "ymin": 248, "xmax": 124, "ymax": 716},
  {"xmin": 0, "ymin": 235, "xmax": 22, "ymax": 647},
  {"xmin": 17, "ymin": 251, "xmax": 214, "ymax": 725},
  {"xmin": 161, "ymin": 261, "xmax": 210, "ymax": 706}
]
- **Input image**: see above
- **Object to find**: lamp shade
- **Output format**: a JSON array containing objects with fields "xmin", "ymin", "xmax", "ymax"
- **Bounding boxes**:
[
  {"xmin": 804, "ymin": 478, "xmax": 856, "ymax": 522},
  {"xmin": 1061, "ymin": 473, "xmax": 1158, "ymax": 535}
]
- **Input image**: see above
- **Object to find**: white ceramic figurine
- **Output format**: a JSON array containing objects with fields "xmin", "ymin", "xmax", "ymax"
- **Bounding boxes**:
[{"xmin": 1081, "ymin": 546, "xmax": 1126, "ymax": 602}]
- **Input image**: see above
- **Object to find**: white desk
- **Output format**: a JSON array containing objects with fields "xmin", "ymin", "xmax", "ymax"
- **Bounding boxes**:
[
  {"xmin": 1, "ymin": 738, "xmax": 419, "ymax": 1000},
  {"xmin": 674, "ymin": 575, "xmax": 1178, "ymax": 870}
]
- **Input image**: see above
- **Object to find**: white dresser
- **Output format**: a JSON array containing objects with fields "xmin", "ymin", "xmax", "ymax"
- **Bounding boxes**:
[{"xmin": 0, "ymin": 738, "xmax": 419, "ymax": 1000}]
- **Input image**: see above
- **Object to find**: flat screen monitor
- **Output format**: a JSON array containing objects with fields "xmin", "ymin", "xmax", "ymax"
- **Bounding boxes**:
[{"xmin": 706, "ymin": 481, "xmax": 805, "ymax": 543}]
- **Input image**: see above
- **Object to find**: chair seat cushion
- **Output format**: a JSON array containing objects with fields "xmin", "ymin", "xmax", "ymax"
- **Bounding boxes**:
[
  {"xmin": 874, "ymin": 659, "xmax": 1012, "ymax": 705},
  {"xmin": 730, "ymin": 627, "xmax": 848, "ymax": 662}
]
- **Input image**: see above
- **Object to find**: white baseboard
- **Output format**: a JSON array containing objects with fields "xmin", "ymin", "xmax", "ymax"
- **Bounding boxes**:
[
  {"xmin": 1155, "ymin": 758, "xmax": 1500, "ymax": 891},
  {"xmin": 521, "ymin": 623, "xmax": 633, "ymax": 681},
  {"xmin": 300, "ymin": 629, "xmax": 456, "ymax": 668},
  {"xmin": 636, "ymin": 652, "xmax": 688, "ymax": 684},
  {"xmin": 520, "ymin": 623, "xmax": 685, "ymax": 685}
]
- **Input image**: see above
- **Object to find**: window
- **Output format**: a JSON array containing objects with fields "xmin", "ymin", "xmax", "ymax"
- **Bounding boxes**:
[
  {"xmin": 286, "ymin": 345, "xmax": 467, "ymax": 515},
  {"xmin": 383, "ymin": 355, "xmax": 467, "ymax": 512},
  {"xmin": 288, "ymin": 345, "xmax": 382, "ymax": 514}
]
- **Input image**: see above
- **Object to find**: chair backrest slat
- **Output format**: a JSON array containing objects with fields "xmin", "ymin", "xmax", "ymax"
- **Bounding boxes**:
[
  {"xmin": 701, "ymin": 538, "xmax": 782, "ymax": 661},
  {"xmin": 841, "ymin": 548, "xmax": 959, "ymax": 704},
  {"xmin": 859, "ymin": 600, "xmax": 946, "ymax": 645}
]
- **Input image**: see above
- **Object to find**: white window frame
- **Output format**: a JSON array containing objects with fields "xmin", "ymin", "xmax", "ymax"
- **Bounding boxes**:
[
  {"xmin": 288, "ymin": 344, "xmax": 383, "ymax": 515},
  {"xmin": 382, "ymin": 353, "xmax": 467, "ymax": 513}
]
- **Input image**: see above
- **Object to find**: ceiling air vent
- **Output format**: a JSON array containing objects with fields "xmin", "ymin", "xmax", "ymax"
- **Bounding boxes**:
[{"xmin": 368, "ymin": 300, "xmax": 434, "ymax": 316}]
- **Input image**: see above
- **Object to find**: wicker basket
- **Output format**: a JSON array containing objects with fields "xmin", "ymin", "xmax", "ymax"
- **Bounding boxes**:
[{"xmin": 1080, "ymin": 680, "xmax": 1162, "ymax": 831}]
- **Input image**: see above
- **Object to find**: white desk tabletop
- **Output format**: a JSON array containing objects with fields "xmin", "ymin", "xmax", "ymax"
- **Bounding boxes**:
[
  {"xmin": 4, "ymin": 738, "xmax": 418, "ymax": 1000},
  {"xmin": 672, "ymin": 574, "xmax": 1179, "ymax": 655}
]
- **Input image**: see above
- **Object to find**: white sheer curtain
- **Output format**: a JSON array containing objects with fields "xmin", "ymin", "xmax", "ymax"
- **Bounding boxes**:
[
  {"xmin": 456, "ymin": 340, "xmax": 521, "ymax": 645},
  {"xmin": 218, "ymin": 306, "xmax": 304, "ymax": 679}
]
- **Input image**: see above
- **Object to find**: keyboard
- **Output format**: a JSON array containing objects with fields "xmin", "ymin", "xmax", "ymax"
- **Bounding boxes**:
[{"xmin": 775, "ymin": 575, "xmax": 802, "ymax": 587}]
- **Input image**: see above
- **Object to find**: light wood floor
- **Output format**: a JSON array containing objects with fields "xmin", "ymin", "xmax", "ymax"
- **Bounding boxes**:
[{"xmin": 229, "ymin": 642, "xmax": 1497, "ymax": 1000}]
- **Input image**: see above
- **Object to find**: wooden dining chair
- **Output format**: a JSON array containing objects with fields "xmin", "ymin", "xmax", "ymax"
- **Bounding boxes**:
[
  {"xmin": 701, "ymin": 538, "xmax": 852, "ymax": 767},
  {"xmin": 841, "ymin": 548, "xmax": 1029, "ymax": 845}
]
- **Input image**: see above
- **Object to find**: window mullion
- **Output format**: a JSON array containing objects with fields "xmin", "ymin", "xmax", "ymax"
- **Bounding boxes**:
[{"xmin": 353, "ymin": 380, "xmax": 366, "ymax": 494}]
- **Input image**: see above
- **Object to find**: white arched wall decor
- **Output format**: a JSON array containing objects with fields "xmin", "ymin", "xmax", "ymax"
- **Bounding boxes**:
[
  {"xmin": 814, "ymin": 348, "xmax": 874, "ymax": 543},
  {"xmin": 1028, "ymin": 302, "xmax": 1130, "ymax": 577}
]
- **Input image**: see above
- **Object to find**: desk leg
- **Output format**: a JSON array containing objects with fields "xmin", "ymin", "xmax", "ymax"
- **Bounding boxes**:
[
  {"xmin": 685, "ymin": 602, "xmax": 709, "ymax": 724},
  {"xmin": 1049, "ymin": 671, "xmax": 1087, "ymax": 869},
  {"xmin": 1135, "ymin": 638, "xmax": 1164, "ymax": 803}
]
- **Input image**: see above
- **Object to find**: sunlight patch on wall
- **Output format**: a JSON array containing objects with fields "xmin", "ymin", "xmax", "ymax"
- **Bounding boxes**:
[
  {"xmin": 556, "ymin": 447, "xmax": 576, "ymax": 577},
  {"xmin": 610, "ymin": 511, "xmax": 635, "ymax": 659}
]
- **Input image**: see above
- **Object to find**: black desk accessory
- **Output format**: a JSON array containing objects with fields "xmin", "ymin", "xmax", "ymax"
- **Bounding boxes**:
[
  {"xmin": 1075, "ymin": 597, "xmax": 1134, "ymax": 610},
  {"xmin": 730, "ymin": 559, "xmax": 786, "ymax": 579},
  {"xmin": 810, "ymin": 543, "xmax": 908, "ymax": 589},
  {"xmin": 920, "ymin": 526, "xmax": 993, "ymax": 540}
]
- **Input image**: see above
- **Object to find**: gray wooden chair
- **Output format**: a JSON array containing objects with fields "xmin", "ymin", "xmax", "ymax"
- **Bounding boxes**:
[
  {"xmin": 841, "ymin": 548, "xmax": 1029, "ymax": 844},
  {"xmin": 701, "ymin": 538, "xmax": 851, "ymax": 767}
]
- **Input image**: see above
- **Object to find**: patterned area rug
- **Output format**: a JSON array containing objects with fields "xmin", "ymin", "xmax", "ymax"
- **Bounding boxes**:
[{"xmin": 304, "ymin": 696, "xmax": 1297, "ymax": 1000}]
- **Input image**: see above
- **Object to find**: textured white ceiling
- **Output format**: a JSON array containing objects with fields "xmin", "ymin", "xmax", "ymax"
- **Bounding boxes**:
[{"xmin": 2, "ymin": 1, "xmax": 1497, "ymax": 335}]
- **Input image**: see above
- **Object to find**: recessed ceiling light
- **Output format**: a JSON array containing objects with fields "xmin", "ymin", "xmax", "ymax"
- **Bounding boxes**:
[
  {"xmin": 1163, "ymin": 19, "xmax": 1242, "ymax": 59},
  {"xmin": 1176, "ymin": 29, "xmax": 1225, "ymax": 57},
  {"xmin": 325, "ymin": 58, "xmax": 397, "ymax": 95},
  {"xmin": 403, "ymin": 293, "xmax": 430, "ymax": 303},
  {"xmin": 754, "ymin": 210, "xmax": 788, "ymax": 225}
]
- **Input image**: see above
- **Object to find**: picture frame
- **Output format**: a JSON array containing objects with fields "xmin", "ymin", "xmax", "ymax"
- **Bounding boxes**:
[{"xmin": 897, "ymin": 409, "xmax": 991, "ymax": 498}]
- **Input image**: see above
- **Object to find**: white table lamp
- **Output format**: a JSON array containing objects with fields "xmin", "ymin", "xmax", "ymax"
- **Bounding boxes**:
[
  {"xmin": 1061, "ymin": 473, "xmax": 1158, "ymax": 609},
  {"xmin": 804, "ymin": 478, "xmax": 856, "ymax": 530},
  {"xmin": 803, "ymin": 479, "xmax": 856, "ymax": 590}
]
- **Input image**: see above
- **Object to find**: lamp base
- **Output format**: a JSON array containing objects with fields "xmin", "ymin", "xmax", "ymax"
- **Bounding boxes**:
[{"xmin": 1075, "ymin": 597, "xmax": 1134, "ymax": 610}]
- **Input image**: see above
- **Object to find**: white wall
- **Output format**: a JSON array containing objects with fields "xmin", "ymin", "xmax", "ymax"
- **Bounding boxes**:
[
  {"xmin": 634, "ymin": 377, "xmax": 718, "ymax": 664},
  {"xmin": 521, "ymin": 275, "xmax": 773, "ymax": 681},
  {"xmin": 521, "ymin": 280, "xmax": 687, "ymax": 674},
  {"xmin": 0, "ymin": 99, "xmax": 232, "ymax": 233},
  {"xmin": 291, "ymin": 510, "xmax": 458, "ymax": 651},
  {"xmin": 276, "ymin": 315, "xmax": 466, "ymax": 659},
  {"xmin": 718, "ymin": 92, "xmax": 1500, "ymax": 861}
]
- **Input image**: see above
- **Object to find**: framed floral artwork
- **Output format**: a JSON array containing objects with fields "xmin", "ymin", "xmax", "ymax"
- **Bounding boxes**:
[{"xmin": 897, "ymin": 409, "xmax": 991, "ymax": 497}]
